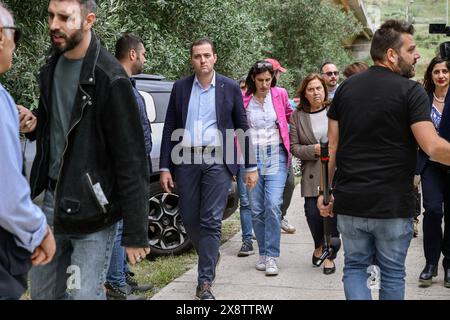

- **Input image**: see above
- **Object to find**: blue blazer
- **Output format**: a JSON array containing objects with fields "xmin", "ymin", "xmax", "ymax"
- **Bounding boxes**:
[
  {"xmin": 416, "ymin": 89, "xmax": 450, "ymax": 174},
  {"xmin": 160, "ymin": 73, "xmax": 254, "ymax": 176}
]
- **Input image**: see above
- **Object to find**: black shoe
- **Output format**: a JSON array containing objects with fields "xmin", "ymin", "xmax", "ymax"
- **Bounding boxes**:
[
  {"xmin": 237, "ymin": 241, "xmax": 254, "ymax": 257},
  {"xmin": 418, "ymin": 264, "xmax": 438, "ymax": 287},
  {"xmin": 125, "ymin": 271, "xmax": 154, "ymax": 292},
  {"xmin": 312, "ymin": 253, "xmax": 321, "ymax": 267},
  {"xmin": 195, "ymin": 282, "xmax": 215, "ymax": 300},
  {"xmin": 323, "ymin": 261, "xmax": 336, "ymax": 275},
  {"xmin": 105, "ymin": 282, "xmax": 146, "ymax": 300}
]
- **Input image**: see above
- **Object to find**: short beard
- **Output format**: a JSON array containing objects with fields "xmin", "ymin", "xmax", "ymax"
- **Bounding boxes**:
[
  {"xmin": 51, "ymin": 29, "xmax": 84, "ymax": 54},
  {"xmin": 132, "ymin": 58, "xmax": 144, "ymax": 75},
  {"xmin": 397, "ymin": 54, "xmax": 415, "ymax": 79}
]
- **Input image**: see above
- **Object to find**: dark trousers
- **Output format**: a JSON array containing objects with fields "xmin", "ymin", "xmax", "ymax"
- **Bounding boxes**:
[
  {"xmin": 281, "ymin": 164, "xmax": 295, "ymax": 218},
  {"xmin": 304, "ymin": 197, "xmax": 339, "ymax": 250},
  {"xmin": 175, "ymin": 161, "xmax": 231, "ymax": 285},
  {"xmin": 0, "ymin": 227, "xmax": 32, "ymax": 299},
  {"xmin": 421, "ymin": 162, "xmax": 450, "ymax": 266}
]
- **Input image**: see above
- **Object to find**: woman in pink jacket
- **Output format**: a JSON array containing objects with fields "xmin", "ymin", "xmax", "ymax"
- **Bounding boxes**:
[{"xmin": 242, "ymin": 60, "xmax": 292, "ymax": 276}]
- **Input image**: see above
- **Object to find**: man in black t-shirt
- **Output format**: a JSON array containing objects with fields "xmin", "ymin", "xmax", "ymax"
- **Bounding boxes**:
[{"xmin": 318, "ymin": 20, "xmax": 450, "ymax": 300}]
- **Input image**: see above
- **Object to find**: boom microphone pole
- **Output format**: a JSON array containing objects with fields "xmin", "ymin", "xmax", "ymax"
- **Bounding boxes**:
[{"xmin": 313, "ymin": 136, "xmax": 340, "ymax": 267}]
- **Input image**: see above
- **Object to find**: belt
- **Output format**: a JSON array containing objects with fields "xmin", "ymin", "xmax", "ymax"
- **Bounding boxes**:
[{"xmin": 48, "ymin": 179, "xmax": 57, "ymax": 191}]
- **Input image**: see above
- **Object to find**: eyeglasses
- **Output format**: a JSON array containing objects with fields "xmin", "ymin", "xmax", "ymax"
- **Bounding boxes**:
[
  {"xmin": 322, "ymin": 71, "xmax": 339, "ymax": 77},
  {"xmin": 256, "ymin": 61, "xmax": 273, "ymax": 70},
  {"xmin": 1, "ymin": 26, "xmax": 22, "ymax": 44}
]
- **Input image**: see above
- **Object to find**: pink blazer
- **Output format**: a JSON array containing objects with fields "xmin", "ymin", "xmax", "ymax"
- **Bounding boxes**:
[{"xmin": 242, "ymin": 87, "xmax": 293, "ymax": 162}]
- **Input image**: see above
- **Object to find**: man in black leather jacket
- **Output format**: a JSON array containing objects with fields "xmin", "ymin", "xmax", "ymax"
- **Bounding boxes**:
[{"xmin": 20, "ymin": 0, "xmax": 150, "ymax": 300}]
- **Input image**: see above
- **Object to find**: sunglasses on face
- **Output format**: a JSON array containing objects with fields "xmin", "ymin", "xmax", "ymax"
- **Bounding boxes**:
[
  {"xmin": 2, "ymin": 26, "xmax": 22, "ymax": 44},
  {"xmin": 256, "ymin": 61, "xmax": 273, "ymax": 70},
  {"xmin": 322, "ymin": 71, "xmax": 339, "ymax": 77}
]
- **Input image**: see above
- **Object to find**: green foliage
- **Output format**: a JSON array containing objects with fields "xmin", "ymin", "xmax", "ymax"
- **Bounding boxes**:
[
  {"xmin": 2, "ymin": 0, "xmax": 363, "ymax": 107},
  {"xmin": 1, "ymin": 0, "xmax": 50, "ymax": 108},
  {"xmin": 260, "ymin": 0, "xmax": 362, "ymax": 95}
]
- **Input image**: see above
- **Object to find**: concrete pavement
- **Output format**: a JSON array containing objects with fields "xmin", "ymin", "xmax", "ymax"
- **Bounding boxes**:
[{"xmin": 152, "ymin": 183, "xmax": 450, "ymax": 300}]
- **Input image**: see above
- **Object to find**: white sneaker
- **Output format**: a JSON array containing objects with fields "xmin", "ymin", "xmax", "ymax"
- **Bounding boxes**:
[
  {"xmin": 265, "ymin": 257, "xmax": 279, "ymax": 276},
  {"xmin": 281, "ymin": 218, "xmax": 296, "ymax": 234},
  {"xmin": 255, "ymin": 255, "xmax": 266, "ymax": 271}
]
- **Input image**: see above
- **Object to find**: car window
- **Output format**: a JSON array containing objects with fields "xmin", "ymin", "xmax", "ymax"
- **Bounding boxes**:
[{"xmin": 148, "ymin": 92, "xmax": 170, "ymax": 123}]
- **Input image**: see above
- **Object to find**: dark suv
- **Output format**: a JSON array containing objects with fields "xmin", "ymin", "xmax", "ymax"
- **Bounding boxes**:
[{"xmin": 22, "ymin": 74, "xmax": 238, "ymax": 257}]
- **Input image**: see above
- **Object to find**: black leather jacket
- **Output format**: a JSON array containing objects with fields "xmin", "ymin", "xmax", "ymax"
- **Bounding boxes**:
[{"xmin": 29, "ymin": 34, "xmax": 149, "ymax": 247}]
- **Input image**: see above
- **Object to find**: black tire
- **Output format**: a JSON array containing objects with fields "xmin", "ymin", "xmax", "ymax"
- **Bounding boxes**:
[{"xmin": 147, "ymin": 181, "xmax": 192, "ymax": 257}]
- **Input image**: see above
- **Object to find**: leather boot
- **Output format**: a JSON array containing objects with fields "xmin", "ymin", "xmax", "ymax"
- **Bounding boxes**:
[{"xmin": 418, "ymin": 264, "xmax": 438, "ymax": 287}]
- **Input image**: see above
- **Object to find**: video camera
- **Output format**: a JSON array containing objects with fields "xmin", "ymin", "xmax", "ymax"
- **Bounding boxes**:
[{"xmin": 429, "ymin": 24, "xmax": 450, "ymax": 59}]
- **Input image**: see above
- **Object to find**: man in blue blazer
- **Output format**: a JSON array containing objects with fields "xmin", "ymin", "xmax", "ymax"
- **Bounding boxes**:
[{"xmin": 160, "ymin": 38, "xmax": 258, "ymax": 300}]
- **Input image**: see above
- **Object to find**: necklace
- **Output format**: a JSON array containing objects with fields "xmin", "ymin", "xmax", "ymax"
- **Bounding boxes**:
[
  {"xmin": 254, "ymin": 93, "xmax": 267, "ymax": 104},
  {"xmin": 433, "ymin": 92, "xmax": 446, "ymax": 103}
]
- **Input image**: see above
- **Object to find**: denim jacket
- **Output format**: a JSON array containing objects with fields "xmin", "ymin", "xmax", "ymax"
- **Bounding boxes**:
[{"xmin": 29, "ymin": 34, "xmax": 149, "ymax": 247}]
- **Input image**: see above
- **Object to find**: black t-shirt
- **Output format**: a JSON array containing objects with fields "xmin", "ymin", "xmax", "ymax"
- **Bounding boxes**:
[{"xmin": 327, "ymin": 66, "xmax": 430, "ymax": 219}]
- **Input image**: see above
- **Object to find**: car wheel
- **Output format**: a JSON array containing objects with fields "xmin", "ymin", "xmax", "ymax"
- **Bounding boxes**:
[{"xmin": 147, "ymin": 182, "xmax": 193, "ymax": 257}]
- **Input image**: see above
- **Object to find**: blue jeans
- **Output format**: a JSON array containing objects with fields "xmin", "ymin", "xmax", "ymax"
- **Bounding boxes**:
[
  {"xmin": 249, "ymin": 145, "xmax": 288, "ymax": 258},
  {"xmin": 337, "ymin": 215, "xmax": 413, "ymax": 300},
  {"xmin": 237, "ymin": 167, "xmax": 253, "ymax": 244},
  {"xmin": 30, "ymin": 190, "xmax": 117, "ymax": 300},
  {"xmin": 106, "ymin": 220, "xmax": 127, "ymax": 287}
]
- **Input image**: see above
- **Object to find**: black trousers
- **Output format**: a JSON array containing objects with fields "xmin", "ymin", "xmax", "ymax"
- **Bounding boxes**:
[
  {"xmin": 304, "ymin": 197, "xmax": 339, "ymax": 250},
  {"xmin": 0, "ymin": 227, "xmax": 32, "ymax": 299},
  {"xmin": 421, "ymin": 161, "xmax": 450, "ymax": 266},
  {"xmin": 281, "ymin": 164, "xmax": 295, "ymax": 218}
]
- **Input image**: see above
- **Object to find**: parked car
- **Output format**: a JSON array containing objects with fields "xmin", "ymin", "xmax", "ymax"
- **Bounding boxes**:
[{"xmin": 21, "ymin": 74, "xmax": 238, "ymax": 257}]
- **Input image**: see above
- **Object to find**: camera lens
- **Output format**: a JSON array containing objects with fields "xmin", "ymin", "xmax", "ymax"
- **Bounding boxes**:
[{"xmin": 439, "ymin": 42, "xmax": 450, "ymax": 60}]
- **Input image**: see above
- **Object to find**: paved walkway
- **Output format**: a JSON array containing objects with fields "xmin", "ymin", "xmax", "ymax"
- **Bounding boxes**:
[{"xmin": 152, "ymin": 183, "xmax": 450, "ymax": 300}]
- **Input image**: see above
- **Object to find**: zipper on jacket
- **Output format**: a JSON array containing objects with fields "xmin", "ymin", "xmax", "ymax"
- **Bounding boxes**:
[{"xmin": 54, "ymin": 87, "xmax": 92, "ymax": 202}]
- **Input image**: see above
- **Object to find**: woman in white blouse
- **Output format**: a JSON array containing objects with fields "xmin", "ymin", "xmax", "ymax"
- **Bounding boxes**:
[
  {"xmin": 241, "ymin": 61, "xmax": 292, "ymax": 276},
  {"xmin": 416, "ymin": 56, "xmax": 450, "ymax": 287}
]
